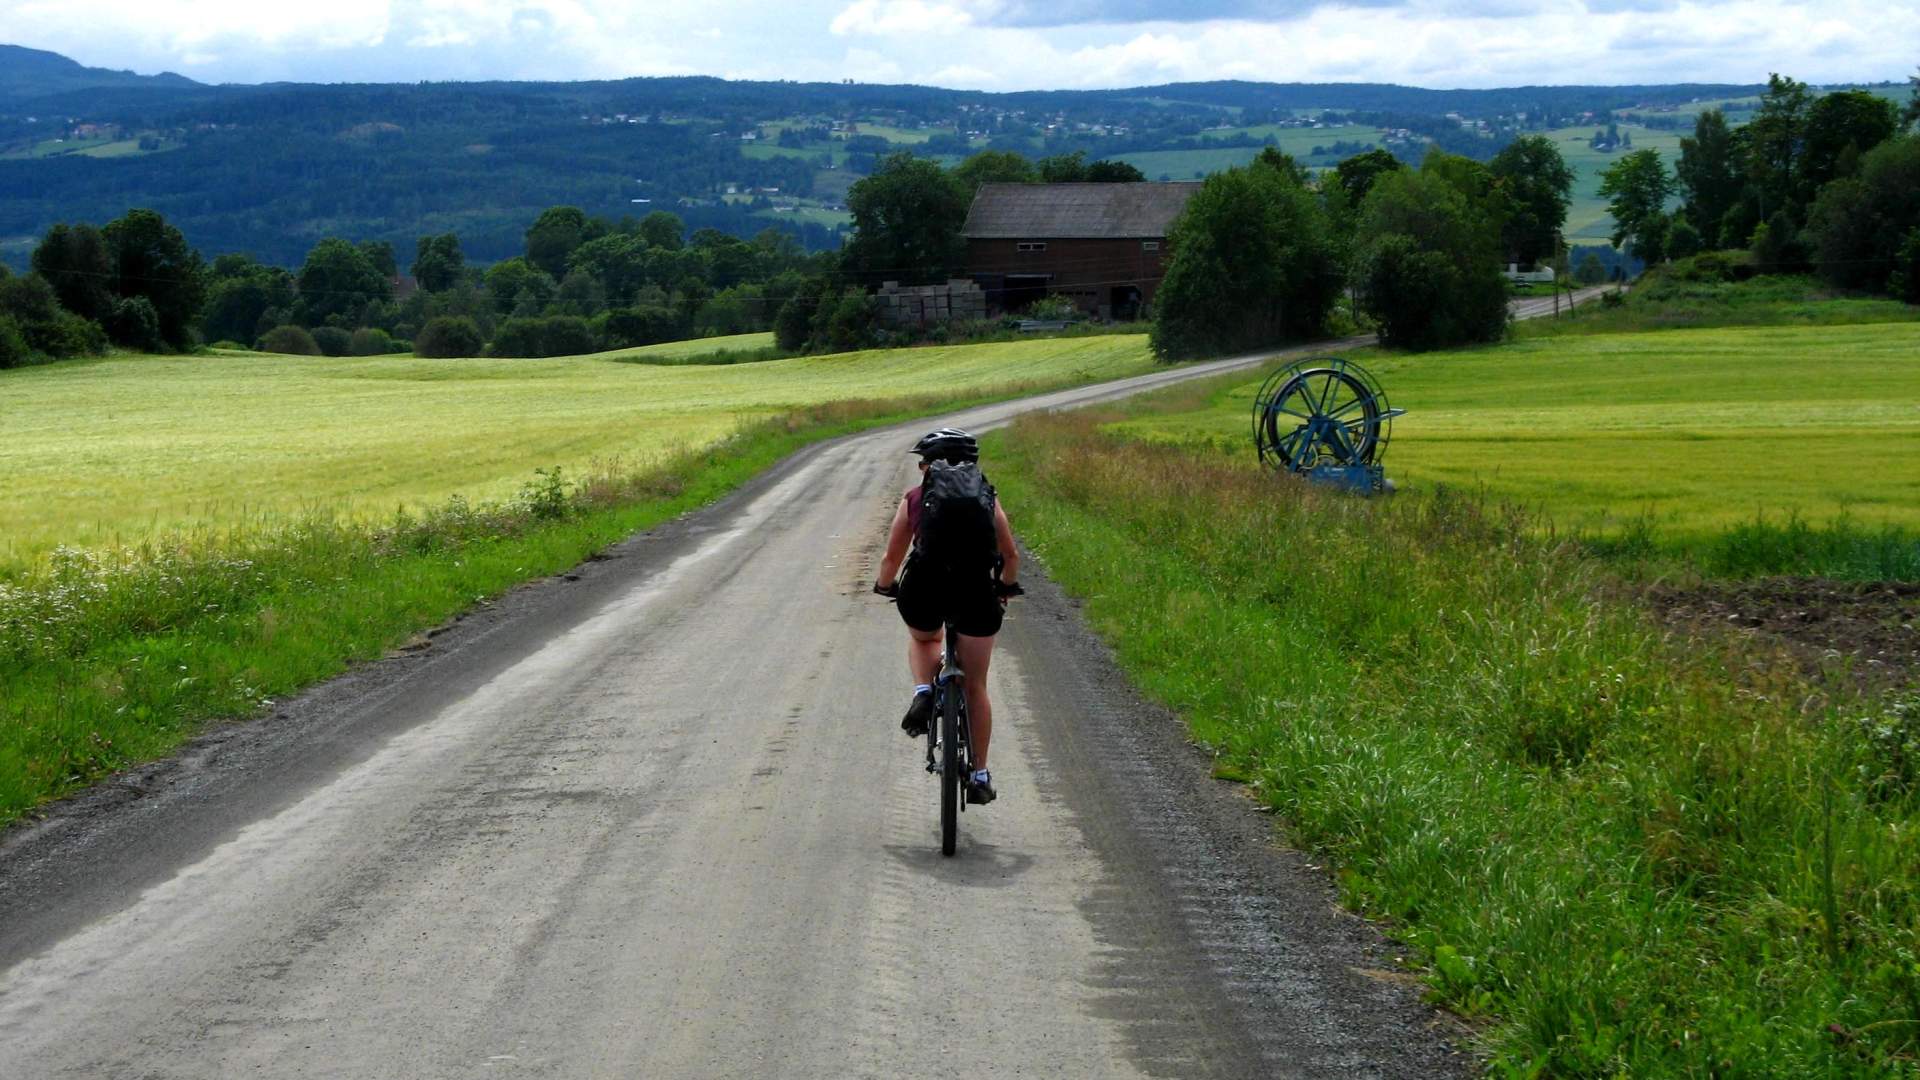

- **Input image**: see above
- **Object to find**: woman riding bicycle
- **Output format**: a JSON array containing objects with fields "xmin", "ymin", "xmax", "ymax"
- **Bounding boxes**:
[{"xmin": 874, "ymin": 427, "xmax": 1019, "ymax": 805}]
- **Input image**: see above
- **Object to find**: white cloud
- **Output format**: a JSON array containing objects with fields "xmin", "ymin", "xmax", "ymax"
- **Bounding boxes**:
[
  {"xmin": 2, "ymin": 0, "xmax": 1915, "ymax": 87},
  {"xmin": 829, "ymin": 0, "xmax": 977, "ymax": 36}
]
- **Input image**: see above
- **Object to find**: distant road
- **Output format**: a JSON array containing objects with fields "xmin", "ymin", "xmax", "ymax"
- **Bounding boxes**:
[{"xmin": 0, "ymin": 291, "xmax": 1596, "ymax": 1078}]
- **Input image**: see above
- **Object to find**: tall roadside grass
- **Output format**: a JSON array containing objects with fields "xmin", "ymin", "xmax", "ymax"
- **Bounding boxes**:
[
  {"xmin": 993, "ymin": 411, "xmax": 1920, "ymax": 1075},
  {"xmin": 1585, "ymin": 514, "xmax": 1920, "ymax": 582},
  {"xmin": 0, "ymin": 383, "xmax": 1065, "ymax": 829}
]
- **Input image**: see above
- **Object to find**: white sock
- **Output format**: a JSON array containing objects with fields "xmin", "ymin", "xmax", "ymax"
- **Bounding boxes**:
[{"xmin": 914, "ymin": 684, "xmax": 932, "ymax": 696}]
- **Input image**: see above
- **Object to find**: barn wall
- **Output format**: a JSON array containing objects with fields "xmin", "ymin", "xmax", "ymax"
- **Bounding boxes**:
[{"xmin": 965, "ymin": 237, "xmax": 1173, "ymax": 319}]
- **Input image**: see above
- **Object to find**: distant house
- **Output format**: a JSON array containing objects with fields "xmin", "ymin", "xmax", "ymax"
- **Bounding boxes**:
[{"xmin": 961, "ymin": 181, "xmax": 1201, "ymax": 320}]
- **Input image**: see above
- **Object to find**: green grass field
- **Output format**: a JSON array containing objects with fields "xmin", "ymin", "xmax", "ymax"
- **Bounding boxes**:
[
  {"xmin": 1538, "ymin": 122, "xmax": 1687, "ymax": 243},
  {"xmin": 0, "ymin": 334, "xmax": 1152, "ymax": 566},
  {"xmin": 1104, "ymin": 321, "xmax": 1920, "ymax": 540}
]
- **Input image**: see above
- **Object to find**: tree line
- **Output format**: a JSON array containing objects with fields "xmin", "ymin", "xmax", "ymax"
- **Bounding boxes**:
[
  {"xmin": 1597, "ymin": 71, "xmax": 1920, "ymax": 301},
  {"xmin": 0, "ymin": 145, "xmax": 1152, "ymax": 365},
  {"xmin": 1152, "ymin": 136, "xmax": 1575, "ymax": 357}
]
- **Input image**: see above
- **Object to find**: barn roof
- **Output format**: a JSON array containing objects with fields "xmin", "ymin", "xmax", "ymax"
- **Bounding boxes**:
[{"xmin": 961, "ymin": 182, "xmax": 1202, "ymax": 239}]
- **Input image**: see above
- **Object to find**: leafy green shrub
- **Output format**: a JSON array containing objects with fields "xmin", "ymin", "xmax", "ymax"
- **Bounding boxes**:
[
  {"xmin": 208, "ymin": 340, "xmax": 250, "ymax": 351},
  {"xmin": 1025, "ymin": 294, "xmax": 1080, "ymax": 321},
  {"xmin": 413, "ymin": 315, "xmax": 484, "ymax": 358},
  {"xmin": 348, "ymin": 327, "xmax": 395, "ymax": 355},
  {"xmin": 106, "ymin": 295, "xmax": 166, "ymax": 352},
  {"xmin": 0, "ymin": 314, "xmax": 30, "ymax": 369},
  {"xmin": 256, "ymin": 325, "xmax": 321, "ymax": 355},
  {"xmin": 310, "ymin": 326, "xmax": 353, "ymax": 357},
  {"xmin": 36, "ymin": 311, "xmax": 109, "ymax": 357},
  {"xmin": 599, "ymin": 305, "xmax": 688, "ymax": 349}
]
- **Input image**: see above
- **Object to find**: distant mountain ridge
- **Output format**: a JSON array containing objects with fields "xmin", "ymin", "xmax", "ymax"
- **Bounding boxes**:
[
  {"xmin": 0, "ymin": 44, "xmax": 1885, "ymax": 272},
  {"xmin": 0, "ymin": 44, "xmax": 199, "ymax": 101}
]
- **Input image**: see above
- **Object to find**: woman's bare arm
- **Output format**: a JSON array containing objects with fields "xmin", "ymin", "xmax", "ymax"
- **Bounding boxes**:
[
  {"xmin": 993, "ymin": 503, "xmax": 1019, "ymax": 585},
  {"xmin": 876, "ymin": 495, "xmax": 913, "ymax": 587}
]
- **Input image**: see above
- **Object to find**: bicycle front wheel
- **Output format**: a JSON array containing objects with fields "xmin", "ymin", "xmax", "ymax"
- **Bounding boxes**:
[{"xmin": 940, "ymin": 688, "xmax": 960, "ymax": 857}]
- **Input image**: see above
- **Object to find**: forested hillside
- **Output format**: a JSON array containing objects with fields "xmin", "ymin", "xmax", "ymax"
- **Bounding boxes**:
[{"xmin": 0, "ymin": 46, "xmax": 1799, "ymax": 269}]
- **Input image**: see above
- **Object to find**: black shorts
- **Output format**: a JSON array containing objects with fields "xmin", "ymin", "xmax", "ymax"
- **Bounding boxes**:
[{"xmin": 896, "ymin": 554, "xmax": 1004, "ymax": 638}]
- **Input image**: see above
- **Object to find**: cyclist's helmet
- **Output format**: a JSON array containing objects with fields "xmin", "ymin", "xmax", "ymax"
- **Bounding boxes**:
[{"xmin": 910, "ymin": 427, "xmax": 978, "ymax": 464}]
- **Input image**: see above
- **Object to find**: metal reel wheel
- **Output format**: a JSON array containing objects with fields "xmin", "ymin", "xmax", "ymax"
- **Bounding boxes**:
[{"xmin": 1253, "ymin": 362, "xmax": 1388, "ymax": 472}]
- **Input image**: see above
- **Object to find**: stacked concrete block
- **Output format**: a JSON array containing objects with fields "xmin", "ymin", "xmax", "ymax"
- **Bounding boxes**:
[{"xmin": 876, "ymin": 279, "xmax": 987, "ymax": 328}]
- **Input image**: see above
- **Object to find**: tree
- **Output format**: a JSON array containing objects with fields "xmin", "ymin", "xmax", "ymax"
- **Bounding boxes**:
[
  {"xmin": 1597, "ymin": 149, "xmax": 1675, "ymax": 264},
  {"xmin": 1332, "ymin": 148, "xmax": 1404, "ymax": 206},
  {"xmin": 1746, "ymin": 73, "xmax": 1813, "ymax": 222},
  {"xmin": 1801, "ymin": 90, "xmax": 1901, "ymax": 192},
  {"xmin": 410, "ymin": 233, "xmax": 464, "ymax": 292},
  {"xmin": 524, "ymin": 206, "xmax": 601, "ymax": 278},
  {"xmin": 357, "ymin": 240, "xmax": 398, "ymax": 280},
  {"xmin": 1488, "ymin": 135, "xmax": 1574, "ymax": 268},
  {"xmin": 1575, "ymin": 252, "xmax": 1606, "ymax": 285},
  {"xmin": 202, "ymin": 256, "xmax": 295, "ymax": 344},
  {"xmin": 1809, "ymin": 135, "xmax": 1920, "ymax": 293},
  {"xmin": 484, "ymin": 257, "xmax": 557, "ymax": 314},
  {"xmin": 295, "ymin": 237, "xmax": 391, "ymax": 326},
  {"xmin": 1249, "ymin": 147, "xmax": 1312, "ymax": 187},
  {"xmin": 843, "ymin": 152, "xmax": 970, "ymax": 286},
  {"xmin": 30, "ymin": 223, "xmax": 115, "ymax": 323},
  {"xmin": 952, "ymin": 149, "xmax": 1036, "ymax": 192},
  {"xmin": 638, "ymin": 210, "xmax": 685, "ymax": 251},
  {"xmin": 1084, "ymin": 159, "xmax": 1146, "ymax": 182},
  {"xmin": 1036, "ymin": 151, "xmax": 1089, "ymax": 183},
  {"xmin": 101, "ymin": 208, "xmax": 205, "ymax": 350},
  {"xmin": 1151, "ymin": 161, "xmax": 1344, "ymax": 361},
  {"xmin": 568, "ymin": 234, "xmax": 649, "ymax": 299},
  {"xmin": 1354, "ymin": 168, "xmax": 1509, "ymax": 350},
  {"xmin": 1666, "ymin": 215, "xmax": 1702, "ymax": 261},
  {"xmin": 1676, "ymin": 109, "xmax": 1744, "ymax": 249},
  {"xmin": 1907, "ymin": 67, "xmax": 1920, "ymax": 129}
]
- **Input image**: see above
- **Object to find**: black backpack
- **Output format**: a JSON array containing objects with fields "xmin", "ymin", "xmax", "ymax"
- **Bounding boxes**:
[{"xmin": 915, "ymin": 461, "xmax": 998, "ymax": 570}]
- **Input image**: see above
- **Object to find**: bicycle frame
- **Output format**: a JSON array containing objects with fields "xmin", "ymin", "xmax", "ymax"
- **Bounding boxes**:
[{"xmin": 924, "ymin": 621, "xmax": 973, "ymax": 789}]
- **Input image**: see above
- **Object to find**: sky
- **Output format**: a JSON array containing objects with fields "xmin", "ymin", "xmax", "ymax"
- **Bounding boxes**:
[{"xmin": 3, "ymin": 0, "xmax": 1916, "ymax": 91}]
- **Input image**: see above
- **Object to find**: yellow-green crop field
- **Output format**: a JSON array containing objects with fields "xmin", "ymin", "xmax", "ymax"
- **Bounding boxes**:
[
  {"xmin": 0, "ymin": 334, "xmax": 1153, "ymax": 566},
  {"xmin": 1107, "ymin": 321, "xmax": 1920, "ymax": 539}
]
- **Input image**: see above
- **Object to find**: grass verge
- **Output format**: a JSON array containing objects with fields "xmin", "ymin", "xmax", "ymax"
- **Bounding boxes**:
[
  {"xmin": 991, "ymin": 410, "xmax": 1920, "ymax": 1075},
  {"xmin": 0, "ymin": 371, "xmax": 1124, "ymax": 829}
]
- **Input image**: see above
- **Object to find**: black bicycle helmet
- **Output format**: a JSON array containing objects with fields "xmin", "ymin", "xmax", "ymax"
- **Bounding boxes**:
[{"xmin": 910, "ymin": 427, "xmax": 978, "ymax": 463}]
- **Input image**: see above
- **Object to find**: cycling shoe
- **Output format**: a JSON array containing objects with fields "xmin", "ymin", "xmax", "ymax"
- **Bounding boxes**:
[
  {"xmin": 966, "ymin": 769, "xmax": 997, "ymax": 805},
  {"xmin": 901, "ymin": 689, "xmax": 933, "ymax": 738}
]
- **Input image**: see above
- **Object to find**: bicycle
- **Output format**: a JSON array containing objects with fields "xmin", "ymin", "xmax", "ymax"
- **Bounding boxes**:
[{"xmin": 875, "ymin": 578, "xmax": 1021, "ymax": 856}]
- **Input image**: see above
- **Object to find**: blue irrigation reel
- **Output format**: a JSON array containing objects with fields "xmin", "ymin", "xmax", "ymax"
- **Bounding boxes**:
[{"xmin": 1251, "ymin": 356, "xmax": 1404, "ymax": 494}]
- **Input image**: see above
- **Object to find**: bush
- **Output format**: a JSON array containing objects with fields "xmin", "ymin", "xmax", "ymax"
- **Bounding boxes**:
[
  {"xmin": 34, "ymin": 310, "xmax": 109, "ymax": 358},
  {"xmin": 348, "ymin": 327, "xmax": 396, "ymax": 355},
  {"xmin": 487, "ymin": 315, "xmax": 599, "ymax": 358},
  {"xmin": 600, "ymin": 305, "xmax": 689, "ymax": 349},
  {"xmin": 413, "ymin": 315, "xmax": 484, "ymax": 358},
  {"xmin": 256, "ymin": 324, "xmax": 321, "ymax": 355},
  {"xmin": 1025, "ymin": 294, "xmax": 1080, "ymax": 321},
  {"xmin": 310, "ymin": 326, "xmax": 353, "ymax": 357},
  {"xmin": 106, "ymin": 295, "xmax": 166, "ymax": 352},
  {"xmin": 541, "ymin": 316, "xmax": 597, "ymax": 357},
  {"xmin": 0, "ymin": 314, "xmax": 29, "ymax": 369}
]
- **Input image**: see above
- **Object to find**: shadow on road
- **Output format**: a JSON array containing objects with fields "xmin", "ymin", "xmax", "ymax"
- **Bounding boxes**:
[{"xmin": 883, "ymin": 841, "xmax": 1035, "ymax": 886}]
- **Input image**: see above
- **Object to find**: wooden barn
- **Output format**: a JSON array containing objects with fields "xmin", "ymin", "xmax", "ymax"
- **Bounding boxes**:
[{"xmin": 961, "ymin": 181, "xmax": 1201, "ymax": 320}]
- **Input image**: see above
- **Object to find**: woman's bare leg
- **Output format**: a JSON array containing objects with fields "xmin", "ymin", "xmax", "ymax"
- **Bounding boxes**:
[
  {"xmin": 954, "ymin": 633, "xmax": 995, "ymax": 769},
  {"xmin": 907, "ymin": 626, "xmax": 941, "ymax": 687}
]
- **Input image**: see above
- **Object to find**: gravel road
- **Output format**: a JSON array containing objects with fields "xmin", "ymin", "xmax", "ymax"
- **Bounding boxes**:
[{"xmin": 0, "ymin": 342, "xmax": 1485, "ymax": 1079}]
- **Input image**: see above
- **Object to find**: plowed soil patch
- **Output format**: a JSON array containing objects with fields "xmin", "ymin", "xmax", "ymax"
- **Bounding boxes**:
[{"xmin": 1647, "ymin": 578, "xmax": 1920, "ymax": 692}]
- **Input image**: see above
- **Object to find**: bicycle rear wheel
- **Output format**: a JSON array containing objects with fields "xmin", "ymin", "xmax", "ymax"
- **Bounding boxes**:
[{"xmin": 940, "ymin": 687, "xmax": 960, "ymax": 857}]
